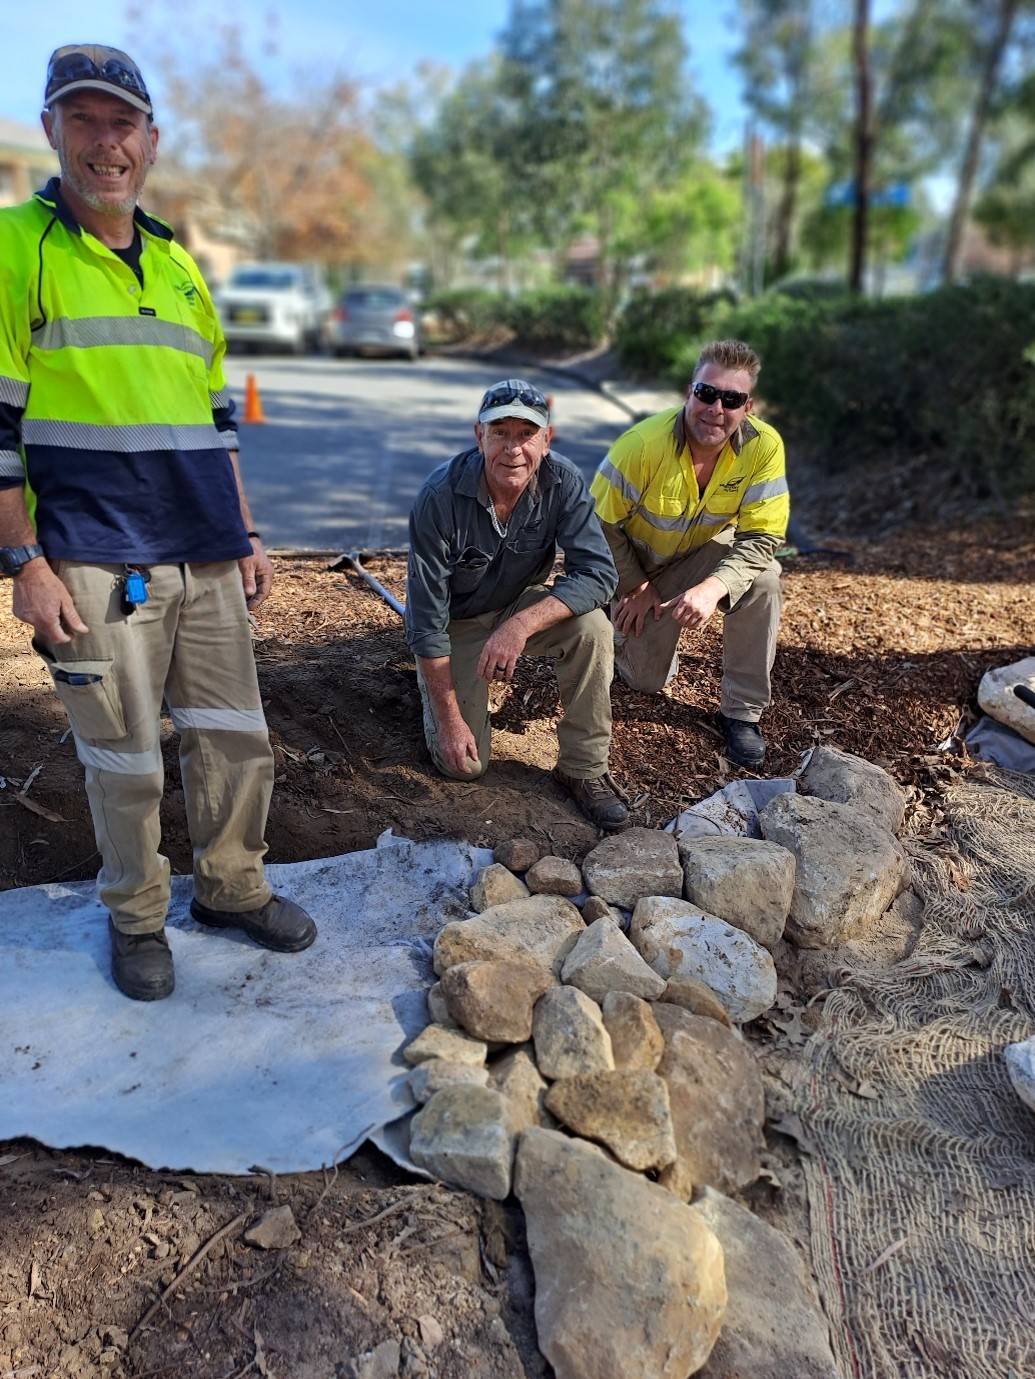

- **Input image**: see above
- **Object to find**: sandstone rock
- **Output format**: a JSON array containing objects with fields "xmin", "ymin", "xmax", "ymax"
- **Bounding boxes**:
[
  {"xmin": 693, "ymin": 1187, "xmax": 840, "ymax": 1379},
  {"xmin": 409, "ymin": 1086, "xmax": 515, "ymax": 1199},
  {"xmin": 470, "ymin": 863, "xmax": 529, "ymax": 912},
  {"xmin": 660, "ymin": 975, "xmax": 733, "ymax": 1028},
  {"xmin": 560, "ymin": 915, "xmax": 666, "ymax": 1002},
  {"xmin": 630, "ymin": 897, "xmax": 777, "ymax": 1023},
  {"xmin": 425, "ymin": 981, "xmax": 455, "ymax": 1027},
  {"xmin": 759, "ymin": 792, "xmax": 907, "ymax": 949},
  {"xmin": 441, "ymin": 959, "xmax": 553, "ymax": 1042},
  {"xmin": 402, "ymin": 1024, "xmax": 487, "ymax": 1067},
  {"xmin": 525, "ymin": 854, "xmax": 583, "ymax": 896},
  {"xmin": 545, "ymin": 1070, "xmax": 677, "ymax": 1171},
  {"xmin": 653, "ymin": 1004, "xmax": 764, "ymax": 1194},
  {"xmin": 489, "ymin": 1044, "xmax": 554, "ymax": 1132},
  {"xmin": 494, "ymin": 837, "xmax": 542, "ymax": 872},
  {"xmin": 244, "ymin": 1205, "xmax": 301, "ymax": 1250},
  {"xmin": 799, "ymin": 744, "xmax": 908, "ymax": 835},
  {"xmin": 679, "ymin": 836, "xmax": 794, "ymax": 950},
  {"xmin": 515, "ymin": 1128, "xmax": 726, "ymax": 1379},
  {"xmin": 417, "ymin": 1315, "xmax": 444, "ymax": 1352},
  {"xmin": 532, "ymin": 986, "xmax": 613, "ymax": 1078},
  {"xmin": 1005, "ymin": 1036, "xmax": 1035, "ymax": 1115},
  {"xmin": 340, "ymin": 1339, "xmax": 401, "ymax": 1379},
  {"xmin": 601, "ymin": 991, "xmax": 665, "ymax": 1070},
  {"xmin": 582, "ymin": 827, "xmax": 683, "ymax": 909},
  {"xmin": 979, "ymin": 656, "xmax": 1035, "ymax": 744},
  {"xmin": 434, "ymin": 895, "xmax": 584, "ymax": 978},
  {"xmin": 581, "ymin": 895, "xmax": 620, "ymax": 923},
  {"xmin": 408, "ymin": 1058, "xmax": 490, "ymax": 1104}
]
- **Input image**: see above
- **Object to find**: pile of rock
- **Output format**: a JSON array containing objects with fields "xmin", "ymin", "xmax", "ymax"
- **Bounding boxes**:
[{"xmin": 400, "ymin": 746, "xmax": 907, "ymax": 1378}]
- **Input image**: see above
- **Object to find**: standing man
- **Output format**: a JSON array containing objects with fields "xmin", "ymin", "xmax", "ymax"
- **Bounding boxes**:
[
  {"xmin": 0, "ymin": 45, "xmax": 316, "ymax": 1002},
  {"xmin": 591, "ymin": 339, "xmax": 789, "ymax": 768},
  {"xmin": 405, "ymin": 378, "xmax": 629, "ymax": 831}
]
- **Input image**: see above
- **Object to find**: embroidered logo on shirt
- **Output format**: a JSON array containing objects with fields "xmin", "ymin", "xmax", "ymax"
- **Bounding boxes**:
[
  {"xmin": 176, "ymin": 280, "xmax": 199, "ymax": 305},
  {"xmin": 720, "ymin": 477, "xmax": 745, "ymax": 492}
]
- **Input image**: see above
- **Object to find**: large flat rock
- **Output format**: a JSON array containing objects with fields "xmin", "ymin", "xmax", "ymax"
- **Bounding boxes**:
[
  {"xmin": 759, "ymin": 792, "xmax": 907, "ymax": 949},
  {"xmin": 441, "ymin": 958, "xmax": 553, "ymax": 1042},
  {"xmin": 582, "ymin": 828, "xmax": 683, "ymax": 909},
  {"xmin": 630, "ymin": 897, "xmax": 777, "ymax": 1023},
  {"xmin": 693, "ymin": 1187, "xmax": 839, "ymax": 1379},
  {"xmin": 532, "ymin": 986, "xmax": 614, "ymax": 1078},
  {"xmin": 409, "ymin": 1085, "xmax": 515, "ymax": 1200},
  {"xmin": 515, "ymin": 1128, "xmax": 726, "ymax": 1379},
  {"xmin": 653, "ymin": 1004, "xmax": 765, "ymax": 1196},
  {"xmin": 560, "ymin": 915, "xmax": 666, "ymax": 1002},
  {"xmin": 544, "ymin": 1069, "xmax": 677, "ymax": 1172},
  {"xmin": 433, "ymin": 895, "xmax": 585, "ymax": 978}
]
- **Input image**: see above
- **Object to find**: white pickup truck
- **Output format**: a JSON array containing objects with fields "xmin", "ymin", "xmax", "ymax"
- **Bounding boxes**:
[{"xmin": 214, "ymin": 263, "xmax": 331, "ymax": 354}]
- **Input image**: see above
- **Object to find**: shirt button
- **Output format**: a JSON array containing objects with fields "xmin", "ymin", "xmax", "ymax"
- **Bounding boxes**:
[{"xmin": 128, "ymin": 285, "xmax": 138, "ymax": 295}]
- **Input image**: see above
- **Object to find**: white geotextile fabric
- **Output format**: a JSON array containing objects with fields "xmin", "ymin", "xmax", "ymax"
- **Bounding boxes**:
[
  {"xmin": 0, "ymin": 833, "xmax": 490, "ymax": 1174},
  {"xmin": 665, "ymin": 777, "xmax": 796, "ymax": 840}
]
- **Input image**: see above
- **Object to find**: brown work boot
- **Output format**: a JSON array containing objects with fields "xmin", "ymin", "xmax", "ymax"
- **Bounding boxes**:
[
  {"xmin": 190, "ymin": 894, "xmax": 317, "ymax": 952},
  {"xmin": 109, "ymin": 918, "xmax": 175, "ymax": 1002},
  {"xmin": 553, "ymin": 769, "xmax": 630, "ymax": 832}
]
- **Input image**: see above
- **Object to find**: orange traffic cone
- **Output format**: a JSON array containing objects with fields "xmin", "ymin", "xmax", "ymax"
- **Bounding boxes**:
[{"xmin": 243, "ymin": 373, "xmax": 266, "ymax": 424}]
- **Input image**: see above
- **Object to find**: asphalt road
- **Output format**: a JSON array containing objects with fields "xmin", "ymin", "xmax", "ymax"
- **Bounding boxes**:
[{"xmin": 222, "ymin": 353, "xmax": 643, "ymax": 552}]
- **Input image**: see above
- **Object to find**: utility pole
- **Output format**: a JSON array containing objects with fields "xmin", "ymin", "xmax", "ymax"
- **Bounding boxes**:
[{"xmin": 849, "ymin": 0, "xmax": 872, "ymax": 294}]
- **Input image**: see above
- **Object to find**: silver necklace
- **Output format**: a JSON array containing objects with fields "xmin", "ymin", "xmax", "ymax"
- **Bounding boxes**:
[{"xmin": 488, "ymin": 501, "xmax": 509, "ymax": 539}]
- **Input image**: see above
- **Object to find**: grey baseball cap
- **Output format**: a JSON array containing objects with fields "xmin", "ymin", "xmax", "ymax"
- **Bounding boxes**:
[
  {"xmin": 478, "ymin": 378, "xmax": 550, "ymax": 428},
  {"xmin": 45, "ymin": 44, "xmax": 153, "ymax": 116}
]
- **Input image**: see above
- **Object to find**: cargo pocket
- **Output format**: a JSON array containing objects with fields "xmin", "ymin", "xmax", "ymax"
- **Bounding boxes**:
[{"xmin": 34, "ymin": 644, "xmax": 127, "ymax": 742}]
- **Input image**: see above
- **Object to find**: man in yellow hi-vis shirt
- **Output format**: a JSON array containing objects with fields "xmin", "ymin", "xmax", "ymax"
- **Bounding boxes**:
[
  {"xmin": 590, "ymin": 339, "xmax": 789, "ymax": 768},
  {"xmin": 0, "ymin": 45, "xmax": 316, "ymax": 1001}
]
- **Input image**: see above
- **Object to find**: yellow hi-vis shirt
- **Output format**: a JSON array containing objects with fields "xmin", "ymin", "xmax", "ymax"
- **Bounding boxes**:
[{"xmin": 590, "ymin": 406, "xmax": 789, "ymax": 604}]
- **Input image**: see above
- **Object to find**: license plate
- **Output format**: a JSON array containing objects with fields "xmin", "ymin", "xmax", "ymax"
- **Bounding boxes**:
[{"xmin": 231, "ymin": 307, "xmax": 264, "ymax": 323}]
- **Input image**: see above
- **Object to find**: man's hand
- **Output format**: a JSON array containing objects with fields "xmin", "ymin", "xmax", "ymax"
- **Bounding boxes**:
[
  {"xmin": 12, "ymin": 560, "xmax": 89, "ymax": 644},
  {"xmin": 438, "ymin": 713, "xmax": 481, "ymax": 775},
  {"xmin": 239, "ymin": 537, "xmax": 274, "ymax": 609},
  {"xmin": 614, "ymin": 581, "xmax": 663, "ymax": 637},
  {"xmin": 476, "ymin": 615, "xmax": 530, "ymax": 683},
  {"xmin": 659, "ymin": 576, "xmax": 726, "ymax": 631}
]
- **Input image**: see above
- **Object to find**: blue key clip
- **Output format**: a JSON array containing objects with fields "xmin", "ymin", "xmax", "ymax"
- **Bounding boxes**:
[{"xmin": 124, "ymin": 570, "xmax": 149, "ymax": 605}]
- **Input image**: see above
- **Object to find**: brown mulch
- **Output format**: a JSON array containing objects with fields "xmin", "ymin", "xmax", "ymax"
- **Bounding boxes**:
[{"xmin": 0, "ymin": 513, "xmax": 1032, "ymax": 1377}]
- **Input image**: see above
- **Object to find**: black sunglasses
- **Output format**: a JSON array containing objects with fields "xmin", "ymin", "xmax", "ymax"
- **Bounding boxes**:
[
  {"xmin": 46, "ymin": 53, "xmax": 150, "ymax": 104},
  {"xmin": 481, "ymin": 383, "xmax": 548, "ymax": 411},
  {"xmin": 692, "ymin": 381, "xmax": 750, "ymax": 410}
]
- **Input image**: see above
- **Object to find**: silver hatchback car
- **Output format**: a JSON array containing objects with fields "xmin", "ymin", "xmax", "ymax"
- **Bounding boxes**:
[{"xmin": 327, "ymin": 285, "xmax": 424, "ymax": 361}]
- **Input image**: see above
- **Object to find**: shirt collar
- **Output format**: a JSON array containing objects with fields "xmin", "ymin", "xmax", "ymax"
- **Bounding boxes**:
[{"xmin": 34, "ymin": 177, "xmax": 174, "ymax": 242}]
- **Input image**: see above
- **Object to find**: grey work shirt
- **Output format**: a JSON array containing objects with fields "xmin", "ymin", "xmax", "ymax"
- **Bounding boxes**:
[{"xmin": 405, "ymin": 446, "xmax": 618, "ymax": 660}]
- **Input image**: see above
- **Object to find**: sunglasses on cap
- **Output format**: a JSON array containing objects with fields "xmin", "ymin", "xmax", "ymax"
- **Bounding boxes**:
[
  {"xmin": 45, "ymin": 47, "xmax": 151, "ymax": 109},
  {"xmin": 692, "ymin": 381, "xmax": 750, "ymax": 410},
  {"xmin": 480, "ymin": 382, "xmax": 549, "ymax": 413}
]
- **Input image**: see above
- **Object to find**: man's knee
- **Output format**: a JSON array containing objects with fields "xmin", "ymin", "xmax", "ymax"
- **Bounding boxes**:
[
  {"xmin": 568, "ymin": 607, "xmax": 613, "ymax": 653},
  {"xmin": 734, "ymin": 561, "xmax": 782, "ymax": 609},
  {"xmin": 431, "ymin": 753, "xmax": 488, "ymax": 782},
  {"xmin": 613, "ymin": 658, "xmax": 670, "ymax": 695}
]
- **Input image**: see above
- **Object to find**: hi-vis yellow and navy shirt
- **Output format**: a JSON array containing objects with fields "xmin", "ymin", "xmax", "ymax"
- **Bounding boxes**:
[
  {"xmin": 0, "ymin": 180, "xmax": 250, "ymax": 564},
  {"xmin": 590, "ymin": 405, "xmax": 790, "ymax": 605}
]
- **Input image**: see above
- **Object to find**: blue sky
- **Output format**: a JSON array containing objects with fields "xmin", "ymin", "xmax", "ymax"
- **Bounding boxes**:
[{"xmin": 6, "ymin": 0, "xmax": 746, "ymax": 151}]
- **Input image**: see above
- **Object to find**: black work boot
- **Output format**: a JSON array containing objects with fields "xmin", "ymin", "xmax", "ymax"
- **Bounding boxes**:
[
  {"xmin": 190, "ymin": 895, "xmax": 317, "ymax": 952},
  {"xmin": 553, "ymin": 769, "xmax": 630, "ymax": 832},
  {"xmin": 109, "ymin": 918, "xmax": 175, "ymax": 1001},
  {"xmin": 717, "ymin": 713, "xmax": 767, "ymax": 768}
]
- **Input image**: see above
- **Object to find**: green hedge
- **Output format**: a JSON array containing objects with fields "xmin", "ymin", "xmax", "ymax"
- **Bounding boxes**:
[
  {"xmin": 659, "ymin": 280, "xmax": 1035, "ymax": 498},
  {"xmin": 614, "ymin": 286, "xmax": 734, "ymax": 374},
  {"xmin": 423, "ymin": 287, "xmax": 509, "ymax": 340},
  {"xmin": 505, "ymin": 285, "xmax": 607, "ymax": 353}
]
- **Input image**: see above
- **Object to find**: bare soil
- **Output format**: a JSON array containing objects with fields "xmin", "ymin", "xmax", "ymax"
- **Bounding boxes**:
[{"xmin": 1, "ymin": 511, "xmax": 1032, "ymax": 1377}]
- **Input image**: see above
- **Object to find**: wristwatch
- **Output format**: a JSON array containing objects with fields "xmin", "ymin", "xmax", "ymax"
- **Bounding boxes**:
[{"xmin": 0, "ymin": 543, "xmax": 44, "ymax": 577}]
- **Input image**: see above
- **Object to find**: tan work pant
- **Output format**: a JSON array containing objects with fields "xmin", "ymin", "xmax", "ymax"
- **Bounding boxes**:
[
  {"xmin": 417, "ymin": 587, "xmax": 614, "ymax": 781},
  {"xmin": 38, "ymin": 561, "xmax": 274, "ymax": 935},
  {"xmin": 613, "ymin": 539, "xmax": 782, "ymax": 722}
]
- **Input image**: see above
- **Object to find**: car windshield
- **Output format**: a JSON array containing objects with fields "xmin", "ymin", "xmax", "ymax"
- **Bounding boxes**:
[
  {"xmin": 229, "ymin": 269, "xmax": 303, "ymax": 290},
  {"xmin": 345, "ymin": 288, "xmax": 405, "ymax": 309}
]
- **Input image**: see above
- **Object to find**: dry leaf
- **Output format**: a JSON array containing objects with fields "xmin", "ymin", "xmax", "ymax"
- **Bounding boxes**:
[{"xmin": 13, "ymin": 793, "xmax": 65, "ymax": 824}]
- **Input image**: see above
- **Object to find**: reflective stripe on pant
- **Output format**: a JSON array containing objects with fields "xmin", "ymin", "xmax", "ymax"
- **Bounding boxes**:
[
  {"xmin": 41, "ymin": 561, "xmax": 274, "ymax": 934},
  {"xmin": 613, "ymin": 538, "xmax": 782, "ymax": 721},
  {"xmin": 417, "ymin": 586, "xmax": 614, "ymax": 781}
]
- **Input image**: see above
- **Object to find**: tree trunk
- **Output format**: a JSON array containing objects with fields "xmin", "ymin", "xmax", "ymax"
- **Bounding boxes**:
[
  {"xmin": 849, "ymin": 0, "xmax": 872, "ymax": 294},
  {"xmin": 772, "ymin": 138, "xmax": 802, "ymax": 281},
  {"xmin": 941, "ymin": 0, "xmax": 1020, "ymax": 285}
]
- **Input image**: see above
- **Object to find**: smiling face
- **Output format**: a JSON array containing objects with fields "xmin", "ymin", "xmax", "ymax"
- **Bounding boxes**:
[
  {"xmin": 474, "ymin": 415, "xmax": 553, "ymax": 506},
  {"xmin": 684, "ymin": 362, "xmax": 754, "ymax": 452},
  {"xmin": 43, "ymin": 89, "xmax": 158, "ymax": 219}
]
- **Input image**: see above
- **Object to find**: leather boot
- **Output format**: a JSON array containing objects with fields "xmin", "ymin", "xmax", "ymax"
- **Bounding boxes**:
[
  {"xmin": 109, "ymin": 918, "xmax": 175, "ymax": 1001},
  {"xmin": 718, "ymin": 713, "xmax": 766, "ymax": 768},
  {"xmin": 553, "ymin": 769, "xmax": 630, "ymax": 831},
  {"xmin": 190, "ymin": 894, "xmax": 317, "ymax": 952}
]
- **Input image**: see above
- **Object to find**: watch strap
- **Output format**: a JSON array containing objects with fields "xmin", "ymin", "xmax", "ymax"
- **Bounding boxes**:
[{"xmin": 0, "ymin": 543, "xmax": 44, "ymax": 576}]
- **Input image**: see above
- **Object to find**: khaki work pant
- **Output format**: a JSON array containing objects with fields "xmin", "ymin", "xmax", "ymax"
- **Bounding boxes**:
[
  {"xmin": 38, "ymin": 561, "xmax": 274, "ymax": 935},
  {"xmin": 417, "ymin": 587, "xmax": 614, "ymax": 781},
  {"xmin": 614, "ymin": 539, "xmax": 782, "ymax": 722}
]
